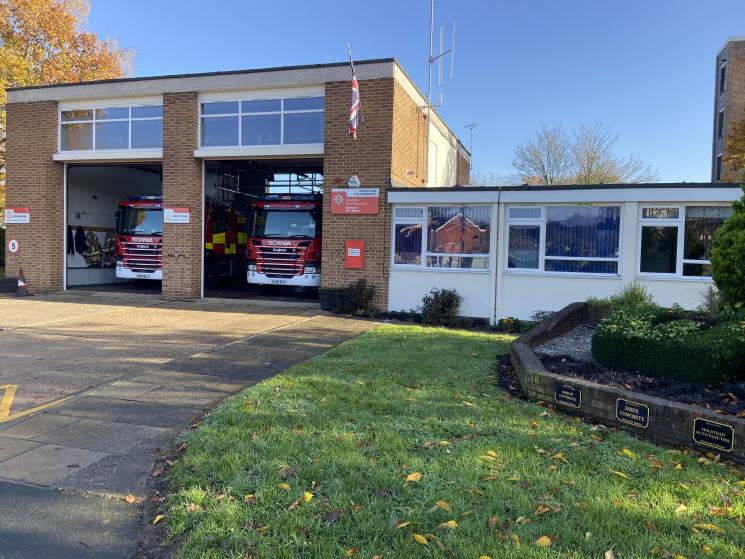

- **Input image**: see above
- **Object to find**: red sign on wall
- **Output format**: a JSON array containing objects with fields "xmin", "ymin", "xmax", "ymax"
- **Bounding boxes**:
[
  {"xmin": 330, "ymin": 188, "xmax": 380, "ymax": 215},
  {"xmin": 4, "ymin": 207, "xmax": 30, "ymax": 224}
]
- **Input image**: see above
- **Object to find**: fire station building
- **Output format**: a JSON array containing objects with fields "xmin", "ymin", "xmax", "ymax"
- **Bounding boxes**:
[{"xmin": 3, "ymin": 58, "xmax": 470, "ymax": 309}]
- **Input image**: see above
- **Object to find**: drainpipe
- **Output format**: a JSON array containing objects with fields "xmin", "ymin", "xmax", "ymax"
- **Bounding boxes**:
[{"xmin": 492, "ymin": 184, "xmax": 503, "ymax": 325}]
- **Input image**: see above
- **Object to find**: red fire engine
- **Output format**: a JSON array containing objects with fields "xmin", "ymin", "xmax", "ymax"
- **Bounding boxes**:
[
  {"xmin": 115, "ymin": 196, "xmax": 248, "ymax": 283},
  {"xmin": 246, "ymin": 194, "xmax": 322, "ymax": 287}
]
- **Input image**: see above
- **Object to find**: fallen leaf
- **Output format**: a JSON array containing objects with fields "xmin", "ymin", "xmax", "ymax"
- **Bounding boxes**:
[
  {"xmin": 488, "ymin": 516, "xmax": 497, "ymax": 531},
  {"xmin": 604, "ymin": 550, "xmax": 616, "ymax": 559},
  {"xmin": 278, "ymin": 483, "xmax": 291, "ymax": 491},
  {"xmin": 462, "ymin": 401, "xmax": 474, "ymax": 406},
  {"xmin": 435, "ymin": 500, "xmax": 452, "ymax": 512},
  {"xmin": 694, "ymin": 523, "xmax": 725, "ymax": 534},
  {"xmin": 287, "ymin": 498, "xmax": 301, "ymax": 511},
  {"xmin": 675, "ymin": 463, "xmax": 684, "ymax": 470},
  {"xmin": 703, "ymin": 545, "xmax": 714, "ymax": 555},
  {"xmin": 675, "ymin": 504, "xmax": 688, "ymax": 514},
  {"xmin": 610, "ymin": 469, "xmax": 630, "ymax": 480},
  {"xmin": 303, "ymin": 491, "xmax": 314, "ymax": 503},
  {"xmin": 485, "ymin": 450, "xmax": 498, "ymax": 458},
  {"xmin": 406, "ymin": 472, "xmax": 422, "ymax": 482},
  {"xmin": 438, "ymin": 440, "xmax": 449, "ymax": 446},
  {"xmin": 534, "ymin": 505, "xmax": 551, "ymax": 516},
  {"xmin": 480, "ymin": 476, "xmax": 498, "ymax": 481},
  {"xmin": 535, "ymin": 535, "xmax": 552, "ymax": 547},
  {"xmin": 186, "ymin": 502, "xmax": 198, "ymax": 513},
  {"xmin": 345, "ymin": 547, "xmax": 359, "ymax": 556},
  {"xmin": 395, "ymin": 521, "xmax": 412, "ymax": 529},
  {"xmin": 125, "ymin": 493, "xmax": 136, "ymax": 503},
  {"xmin": 479, "ymin": 556, "xmax": 492, "ymax": 559},
  {"xmin": 254, "ymin": 524, "xmax": 271, "ymax": 532},
  {"xmin": 622, "ymin": 448, "xmax": 637, "ymax": 459},
  {"xmin": 413, "ymin": 533, "xmax": 428, "ymax": 545},
  {"xmin": 152, "ymin": 514, "xmax": 165, "ymax": 525},
  {"xmin": 511, "ymin": 533, "xmax": 521, "ymax": 548},
  {"xmin": 243, "ymin": 493, "xmax": 256, "ymax": 503},
  {"xmin": 438, "ymin": 520, "xmax": 458, "ymax": 529},
  {"xmin": 585, "ymin": 532, "xmax": 592, "ymax": 540}
]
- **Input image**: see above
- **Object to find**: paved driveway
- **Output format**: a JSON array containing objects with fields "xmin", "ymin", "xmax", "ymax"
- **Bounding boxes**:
[{"xmin": 0, "ymin": 293, "xmax": 375, "ymax": 559}]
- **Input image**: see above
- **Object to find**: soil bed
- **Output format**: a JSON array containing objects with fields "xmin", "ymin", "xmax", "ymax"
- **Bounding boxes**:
[{"xmin": 536, "ymin": 325, "xmax": 745, "ymax": 417}]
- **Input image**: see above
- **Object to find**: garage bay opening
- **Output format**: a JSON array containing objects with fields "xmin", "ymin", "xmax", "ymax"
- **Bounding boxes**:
[
  {"xmin": 66, "ymin": 164, "xmax": 163, "ymax": 295},
  {"xmin": 204, "ymin": 160, "xmax": 322, "ymax": 302}
]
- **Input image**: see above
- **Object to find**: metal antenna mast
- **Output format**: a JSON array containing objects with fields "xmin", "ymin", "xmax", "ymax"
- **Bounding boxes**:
[
  {"xmin": 426, "ymin": 0, "xmax": 455, "ymax": 108},
  {"xmin": 464, "ymin": 122, "xmax": 478, "ymax": 162}
]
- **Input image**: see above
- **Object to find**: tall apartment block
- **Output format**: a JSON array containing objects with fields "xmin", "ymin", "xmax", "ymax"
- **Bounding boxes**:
[{"xmin": 712, "ymin": 37, "xmax": 745, "ymax": 181}]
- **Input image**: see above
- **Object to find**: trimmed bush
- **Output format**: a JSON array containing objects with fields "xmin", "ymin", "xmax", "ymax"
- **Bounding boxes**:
[
  {"xmin": 420, "ymin": 288, "xmax": 462, "ymax": 326},
  {"xmin": 323, "ymin": 279, "xmax": 376, "ymax": 315},
  {"xmin": 592, "ymin": 308, "xmax": 745, "ymax": 386},
  {"xmin": 711, "ymin": 187, "xmax": 745, "ymax": 304}
]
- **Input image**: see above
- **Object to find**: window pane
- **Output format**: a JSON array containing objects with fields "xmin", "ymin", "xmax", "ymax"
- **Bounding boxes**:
[
  {"xmin": 508, "ymin": 225, "xmax": 540, "ymax": 269},
  {"xmin": 684, "ymin": 206, "xmax": 733, "ymax": 261},
  {"xmin": 642, "ymin": 207, "xmax": 680, "ymax": 219},
  {"xmin": 95, "ymin": 107, "xmax": 129, "ymax": 120},
  {"xmin": 394, "ymin": 207, "xmax": 424, "ymax": 219},
  {"xmin": 683, "ymin": 263, "xmax": 713, "ymax": 277},
  {"xmin": 428, "ymin": 206, "xmax": 490, "ymax": 254},
  {"xmin": 131, "ymin": 119, "xmax": 162, "ymax": 148},
  {"xmin": 426, "ymin": 255, "xmax": 488, "ymax": 269},
  {"xmin": 241, "ymin": 114, "xmax": 281, "ymax": 145},
  {"xmin": 545, "ymin": 206, "xmax": 620, "ymax": 258},
  {"xmin": 131, "ymin": 105, "xmax": 163, "ymax": 118},
  {"xmin": 201, "ymin": 116, "xmax": 239, "ymax": 146},
  {"xmin": 201, "ymin": 101, "xmax": 239, "ymax": 115},
  {"xmin": 284, "ymin": 97, "xmax": 324, "ymax": 111},
  {"xmin": 241, "ymin": 99, "xmax": 281, "ymax": 113},
  {"xmin": 61, "ymin": 109, "xmax": 92, "ymax": 122},
  {"xmin": 508, "ymin": 207, "xmax": 541, "ymax": 220},
  {"xmin": 545, "ymin": 260, "xmax": 618, "ymax": 274},
  {"xmin": 284, "ymin": 112, "xmax": 324, "ymax": 144},
  {"xmin": 61, "ymin": 123, "xmax": 92, "ymax": 150},
  {"xmin": 640, "ymin": 226, "xmax": 678, "ymax": 273},
  {"xmin": 95, "ymin": 121, "xmax": 129, "ymax": 149},
  {"xmin": 394, "ymin": 223, "xmax": 422, "ymax": 265}
]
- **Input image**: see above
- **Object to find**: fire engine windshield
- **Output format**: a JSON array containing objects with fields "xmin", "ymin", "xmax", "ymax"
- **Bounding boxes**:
[
  {"xmin": 117, "ymin": 207, "xmax": 163, "ymax": 236},
  {"xmin": 251, "ymin": 209, "xmax": 318, "ymax": 239}
]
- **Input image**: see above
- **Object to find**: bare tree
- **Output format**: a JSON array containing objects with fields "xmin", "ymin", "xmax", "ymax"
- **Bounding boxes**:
[
  {"xmin": 467, "ymin": 170, "xmax": 522, "ymax": 186},
  {"xmin": 512, "ymin": 123, "xmax": 574, "ymax": 185},
  {"xmin": 512, "ymin": 121, "xmax": 658, "ymax": 185}
]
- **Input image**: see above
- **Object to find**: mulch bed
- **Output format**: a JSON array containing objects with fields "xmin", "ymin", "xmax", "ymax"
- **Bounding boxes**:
[
  {"xmin": 541, "ymin": 355, "xmax": 745, "ymax": 417},
  {"xmin": 495, "ymin": 353, "xmax": 525, "ymax": 399}
]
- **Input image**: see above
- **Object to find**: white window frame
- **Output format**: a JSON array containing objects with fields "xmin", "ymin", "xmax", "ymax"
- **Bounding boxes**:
[
  {"xmin": 636, "ymin": 204, "xmax": 731, "ymax": 281},
  {"xmin": 390, "ymin": 205, "xmax": 492, "ymax": 273},
  {"xmin": 58, "ymin": 99, "xmax": 163, "ymax": 153},
  {"xmin": 198, "ymin": 89, "xmax": 324, "ymax": 149},
  {"xmin": 504, "ymin": 204, "xmax": 623, "ymax": 277}
]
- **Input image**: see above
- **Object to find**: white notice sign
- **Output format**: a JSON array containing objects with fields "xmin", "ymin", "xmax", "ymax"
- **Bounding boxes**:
[
  {"xmin": 4, "ymin": 207, "xmax": 30, "ymax": 224},
  {"xmin": 164, "ymin": 207, "xmax": 190, "ymax": 224}
]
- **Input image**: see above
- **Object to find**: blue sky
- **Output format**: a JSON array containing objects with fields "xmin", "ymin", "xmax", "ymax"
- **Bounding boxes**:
[{"xmin": 87, "ymin": 0, "xmax": 745, "ymax": 183}]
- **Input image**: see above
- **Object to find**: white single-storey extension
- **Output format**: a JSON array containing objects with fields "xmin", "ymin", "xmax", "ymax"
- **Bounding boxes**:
[{"xmin": 387, "ymin": 183, "xmax": 742, "ymax": 322}]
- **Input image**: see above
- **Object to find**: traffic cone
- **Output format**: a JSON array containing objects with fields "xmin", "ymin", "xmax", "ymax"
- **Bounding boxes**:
[{"xmin": 16, "ymin": 268, "xmax": 31, "ymax": 297}]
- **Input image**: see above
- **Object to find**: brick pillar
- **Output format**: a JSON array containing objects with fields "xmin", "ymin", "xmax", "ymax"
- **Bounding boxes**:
[
  {"xmin": 162, "ymin": 92, "xmax": 202, "ymax": 300},
  {"xmin": 322, "ymin": 79, "xmax": 396, "ymax": 309},
  {"xmin": 5, "ymin": 101, "xmax": 64, "ymax": 293}
]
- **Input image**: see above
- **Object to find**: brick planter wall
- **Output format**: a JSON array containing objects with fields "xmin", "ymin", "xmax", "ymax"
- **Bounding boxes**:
[{"xmin": 510, "ymin": 302, "xmax": 745, "ymax": 464}]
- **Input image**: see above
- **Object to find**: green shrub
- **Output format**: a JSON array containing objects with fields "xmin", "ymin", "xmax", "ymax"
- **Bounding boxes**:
[
  {"xmin": 592, "ymin": 308, "xmax": 745, "ymax": 385},
  {"xmin": 496, "ymin": 316, "xmax": 524, "ymax": 333},
  {"xmin": 608, "ymin": 282, "xmax": 657, "ymax": 310},
  {"xmin": 711, "ymin": 187, "xmax": 745, "ymax": 304},
  {"xmin": 329, "ymin": 279, "xmax": 376, "ymax": 315},
  {"xmin": 420, "ymin": 288, "xmax": 462, "ymax": 326}
]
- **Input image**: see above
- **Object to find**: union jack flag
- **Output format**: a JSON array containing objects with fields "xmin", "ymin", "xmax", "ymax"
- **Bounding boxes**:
[{"xmin": 348, "ymin": 45, "xmax": 360, "ymax": 140}]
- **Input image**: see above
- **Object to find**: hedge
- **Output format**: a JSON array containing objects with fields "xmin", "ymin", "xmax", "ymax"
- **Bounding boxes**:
[{"xmin": 592, "ymin": 308, "xmax": 745, "ymax": 386}]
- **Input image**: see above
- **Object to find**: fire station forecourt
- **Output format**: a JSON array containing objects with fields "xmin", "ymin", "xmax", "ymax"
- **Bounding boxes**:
[{"xmin": 160, "ymin": 325, "xmax": 745, "ymax": 559}]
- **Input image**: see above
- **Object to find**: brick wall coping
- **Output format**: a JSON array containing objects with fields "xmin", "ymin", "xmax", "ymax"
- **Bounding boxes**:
[{"xmin": 510, "ymin": 302, "xmax": 745, "ymax": 464}]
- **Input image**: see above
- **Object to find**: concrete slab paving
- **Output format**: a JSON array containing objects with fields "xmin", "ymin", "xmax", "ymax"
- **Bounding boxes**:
[
  {"xmin": 0, "ymin": 435, "xmax": 41, "ymax": 462},
  {"xmin": 34, "ymin": 418, "xmax": 172, "ymax": 454},
  {"xmin": 0, "ymin": 413, "xmax": 78, "ymax": 438},
  {"xmin": 0, "ymin": 443, "xmax": 111, "ymax": 485},
  {"xmin": 85, "ymin": 379, "xmax": 162, "ymax": 400}
]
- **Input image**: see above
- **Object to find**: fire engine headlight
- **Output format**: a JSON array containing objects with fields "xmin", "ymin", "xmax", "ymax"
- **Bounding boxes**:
[
  {"xmin": 304, "ymin": 265, "xmax": 319, "ymax": 274},
  {"xmin": 247, "ymin": 263, "xmax": 257, "ymax": 272}
]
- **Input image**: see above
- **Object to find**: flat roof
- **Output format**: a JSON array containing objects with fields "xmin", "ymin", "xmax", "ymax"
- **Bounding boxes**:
[
  {"xmin": 392, "ymin": 182, "xmax": 743, "ymax": 192},
  {"xmin": 7, "ymin": 58, "xmax": 396, "ymax": 93}
]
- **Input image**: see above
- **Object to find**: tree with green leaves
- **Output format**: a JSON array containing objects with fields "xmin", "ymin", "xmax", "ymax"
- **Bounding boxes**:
[
  {"xmin": 711, "ymin": 186, "xmax": 745, "ymax": 304},
  {"xmin": 723, "ymin": 117, "xmax": 745, "ymax": 181}
]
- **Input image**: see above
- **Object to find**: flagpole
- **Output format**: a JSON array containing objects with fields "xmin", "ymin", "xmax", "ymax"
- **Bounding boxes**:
[{"xmin": 347, "ymin": 44, "xmax": 362, "ymax": 124}]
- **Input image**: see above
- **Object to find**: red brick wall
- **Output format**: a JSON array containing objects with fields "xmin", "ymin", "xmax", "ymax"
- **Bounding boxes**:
[
  {"xmin": 162, "ymin": 92, "xmax": 202, "ymax": 299},
  {"xmin": 4, "ymin": 101, "xmax": 64, "ymax": 293},
  {"xmin": 456, "ymin": 148, "xmax": 470, "ymax": 185},
  {"xmin": 391, "ymin": 80, "xmax": 427, "ymax": 187},
  {"xmin": 723, "ymin": 41, "xmax": 745, "ymax": 181}
]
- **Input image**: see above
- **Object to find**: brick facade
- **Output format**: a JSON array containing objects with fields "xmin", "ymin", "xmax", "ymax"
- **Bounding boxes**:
[
  {"xmin": 714, "ymin": 40, "xmax": 745, "ymax": 181},
  {"xmin": 456, "ymin": 148, "xmax": 470, "ymax": 185},
  {"xmin": 391, "ymin": 80, "xmax": 428, "ymax": 187},
  {"xmin": 162, "ymin": 92, "xmax": 202, "ymax": 300},
  {"xmin": 4, "ymin": 101, "xmax": 64, "ymax": 293}
]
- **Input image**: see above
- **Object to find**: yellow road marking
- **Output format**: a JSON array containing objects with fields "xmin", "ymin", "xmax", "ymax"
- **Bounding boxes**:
[{"xmin": 0, "ymin": 384, "xmax": 73, "ymax": 423}]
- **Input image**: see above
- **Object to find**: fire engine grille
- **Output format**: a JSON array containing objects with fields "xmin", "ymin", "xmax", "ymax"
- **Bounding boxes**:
[
  {"xmin": 121, "ymin": 241, "xmax": 162, "ymax": 273},
  {"xmin": 256, "ymin": 245, "xmax": 303, "ymax": 278}
]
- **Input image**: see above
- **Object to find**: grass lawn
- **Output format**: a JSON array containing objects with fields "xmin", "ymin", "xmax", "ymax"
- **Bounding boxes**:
[{"xmin": 165, "ymin": 325, "xmax": 745, "ymax": 559}]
